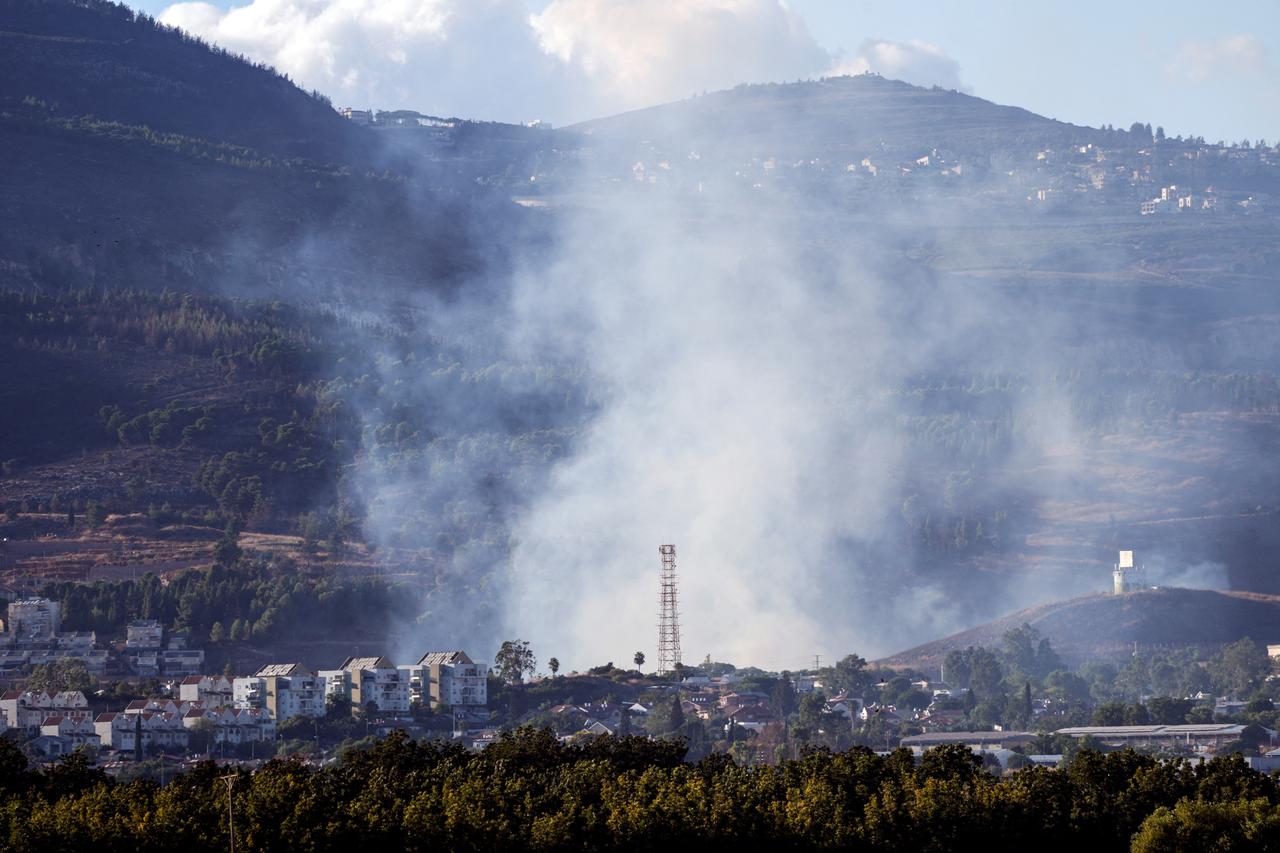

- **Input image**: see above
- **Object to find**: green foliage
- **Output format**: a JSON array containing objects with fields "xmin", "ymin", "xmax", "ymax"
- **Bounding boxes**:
[
  {"xmin": 494, "ymin": 639, "xmax": 537, "ymax": 684},
  {"xmin": 24, "ymin": 659, "xmax": 93, "ymax": 693},
  {"xmin": 39, "ymin": 558, "xmax": 417, "ymax": 643},
  {"xmin": 3, "ymin": 733, "xmax": 1280, "ymax": 850}
]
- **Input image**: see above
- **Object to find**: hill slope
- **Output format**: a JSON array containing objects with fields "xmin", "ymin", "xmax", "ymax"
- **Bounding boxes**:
[
  {"xmin": 572, "ymin": 74, "xmax": 1108, "ymax": 161},
  {"xmin": 881, "ymin": 587, "xmax": 1280, "ymax": 670},
  {"xmin": 0, "ymin": 0, "xmax": 370, "ymax": 161},
  {"xmin": 0, "ymin": 0, "xmax": 524, "ymax": 295}
]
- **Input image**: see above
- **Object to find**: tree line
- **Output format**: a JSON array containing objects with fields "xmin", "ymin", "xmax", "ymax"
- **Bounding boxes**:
[
  {"xmin": 34, "ymin": 559, "xmax": 419, "ymax": 644},
  {"xmin": 3, "ymin": 728, "xmax": 1280, "ymax": 851}
]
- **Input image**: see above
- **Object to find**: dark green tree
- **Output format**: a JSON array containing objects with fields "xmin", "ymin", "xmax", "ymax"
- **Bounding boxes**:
[{"xmin": 494, "ymin": 639, "xmax": 536, "ymax": 684}]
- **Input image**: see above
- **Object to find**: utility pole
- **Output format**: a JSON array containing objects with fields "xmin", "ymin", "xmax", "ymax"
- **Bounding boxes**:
[
  {"xmin": 220, "ymin": 773, "xmax": 237, "ymax": 853},
  {"xmin": 657, "ymin": 545, "xmax": 681, "ymax": 678}
]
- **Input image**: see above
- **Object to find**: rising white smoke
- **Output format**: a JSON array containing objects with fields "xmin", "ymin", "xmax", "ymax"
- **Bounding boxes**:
[{"xmin": 500, "ymin": 174, "xmax": 975, "ymax": 670}]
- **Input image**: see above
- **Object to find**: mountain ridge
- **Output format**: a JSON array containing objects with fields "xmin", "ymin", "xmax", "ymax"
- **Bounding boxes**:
[{"xmin": 571, "ymin": 73, "xmax": 1113, "ymax": 160}]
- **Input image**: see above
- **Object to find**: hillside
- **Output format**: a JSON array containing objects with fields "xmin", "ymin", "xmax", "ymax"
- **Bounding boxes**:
[
  {"xmin": 880, "ymin": 587, "xmax": 1280, "ymax": 670},
  {"xmin": 3, "ymin": 0, "xmax": 1280, "ymax": 666},
  {"xmin": 572, "ymin": 74, "xmax": 1108, "ymax": 161},
  {"xmin": 0, "ymin": 0, "xmax": 531, "ymax": 295},
  {"xmin": 0, "ymin": 0, "xmax": 369, "ymax": 161}
]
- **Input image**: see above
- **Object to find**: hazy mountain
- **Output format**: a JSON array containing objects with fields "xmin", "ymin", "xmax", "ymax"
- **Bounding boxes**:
[
  {"xmin": 4, "ymin": 0, "xmax": 1280, "ymax": 663},
  {"xmin": 573, "ymin": 74, "xmax": 1110, "ymax": 162}
]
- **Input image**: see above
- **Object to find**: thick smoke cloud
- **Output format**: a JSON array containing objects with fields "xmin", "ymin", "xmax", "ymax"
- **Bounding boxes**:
[
  {"xmin": 495, "ymin": 169, "xmax": 1051, "ymax": 670},
  {"xmin": 829, "ymin": 38, "xmax": 969, "ymax": 92}
]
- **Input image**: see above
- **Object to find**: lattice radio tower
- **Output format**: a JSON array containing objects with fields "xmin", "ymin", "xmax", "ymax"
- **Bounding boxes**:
[{"xmin": 657, "ymin": 544, "xmax": 682, "ymax": 677}]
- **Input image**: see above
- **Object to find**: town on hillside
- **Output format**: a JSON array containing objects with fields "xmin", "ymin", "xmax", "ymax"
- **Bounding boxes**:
[{"xmin": 6, "ymin": 592, "xmax": 1280, "ymax": 780}]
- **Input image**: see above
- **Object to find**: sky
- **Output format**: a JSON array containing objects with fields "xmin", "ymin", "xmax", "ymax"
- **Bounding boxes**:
[{"xmin": 140, "ymin": 0, "xmax": 1279, "ymax": 144}]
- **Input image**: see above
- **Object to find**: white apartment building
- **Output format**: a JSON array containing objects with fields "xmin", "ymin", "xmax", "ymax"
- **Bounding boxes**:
[
  {"xmin": 410, "ymin": 651, "xmax": 488, "ymax": 710},
  {"xmin": 320, "ymin": 656, "xmax": 411, "ymax": 714},
  {"xmin": 233, "ymin": 663, "xmax": 326, "ymax": 719},
  {"xmin": 179, "ymin": 675, "xmax": 234, "ymax": 706},
  {"xmin": 125, "ymin": 620, "xmax": 164, "ymax": 649},
  {"xmin": 6, "ymin": 598, "xmax": 61, "ymax": 639}
]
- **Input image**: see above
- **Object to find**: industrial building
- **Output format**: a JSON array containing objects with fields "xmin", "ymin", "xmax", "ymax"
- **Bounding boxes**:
[{"xmin": 1053, "ymin": 723, "xmax": 1273, "ymax": 751}]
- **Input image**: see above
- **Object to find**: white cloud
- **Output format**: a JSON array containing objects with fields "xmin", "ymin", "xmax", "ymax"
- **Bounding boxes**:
[
  {"xmin": 828, "ymin": 37, "xmax": 968, "ymax": 92},
  {"xmin": 528, "ymin": 0, "xmax": 830, "ymax": 111},
  {"xmin": 158, "ymin": 0, "xmax": 968, "ymax": 124},
  {"xmin": 158, "ymin": 0, "xmax": 843, "ymax": 122},
  {"xmin": 160, "ymin": 0, "xmax": 579, "ymax": 121},
  {"xmin": 1164, "ymin": 34, "xmax": 1266, "ymax": 83}
]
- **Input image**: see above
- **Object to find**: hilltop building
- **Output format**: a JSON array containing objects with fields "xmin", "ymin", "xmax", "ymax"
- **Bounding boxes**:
[
  {"xmin": 1113, "ymin": 550, "xmax": 1148, "ymax": 594},
  {"xmin": 339, "ymin": 107, "xmax": 372, "ymax": 125}
]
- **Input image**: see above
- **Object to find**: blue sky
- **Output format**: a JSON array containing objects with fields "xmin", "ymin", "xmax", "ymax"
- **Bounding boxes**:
[
  {"xmin": 791, "ymin": 0, "xmax": 1279, "ymax": 142},
  {"xmin": 138, "ymin": 0, "xmax": 1278, "ymax": 139}
]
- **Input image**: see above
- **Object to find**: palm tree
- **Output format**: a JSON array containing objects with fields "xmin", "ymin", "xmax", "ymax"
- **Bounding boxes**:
[{"xmin": 634, "ymin": 651, "xmax": 645, "ymax": 671}]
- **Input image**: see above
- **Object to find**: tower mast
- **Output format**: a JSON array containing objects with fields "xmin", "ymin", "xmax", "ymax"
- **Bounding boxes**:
[{"xmin": 658, "ymin": 545, "xmax": 682, "ymax": 677}]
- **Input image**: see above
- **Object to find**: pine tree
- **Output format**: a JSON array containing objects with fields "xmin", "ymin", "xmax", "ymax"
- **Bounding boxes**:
[{"xmin": 669, "ymin": 695, "xmax": 685, "ymax": 732}]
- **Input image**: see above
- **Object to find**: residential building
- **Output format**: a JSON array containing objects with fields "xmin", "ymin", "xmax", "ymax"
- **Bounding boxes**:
[
  {"xmin": 182, "ymin": 706, "xmax": 275, "ymax": 744},
  {"xmin": 234, "ymin": 663, "xmax": 326, "ymax": 719},
  {"xmin": 179, "ymin": 675, "xmax": 234, "ymax": 706},
  {"xmin": 1, "ymin": 690, "xmax": 91, "ymax": 731},
  {"xmin": 6, "ymin": 598, "xmax": 61, "ymax": 639},
  {"xmin": 321, "ymin": 656, "xmax": 410, "ymax": 713},
  {"xmin": 160, "ymin": 647, "xmax": 205, "ymax": 677},
  {"xmin": 125, "ymin": 620, "xmax": 164, "ymax": 650},
  {"xmin": 94, "ymin": 710, "xmax": 189, "ymax": 753},
  {"xmin": 124, "ymin": 622, "xmax": 203, "ymax": 676},
  {"xmin": 39, "ymin": 716, "xmax": 100, "ymax": 749},
  {"xmin": 411, "ymin": 651, "xmax": 488, "ymax": 710}
]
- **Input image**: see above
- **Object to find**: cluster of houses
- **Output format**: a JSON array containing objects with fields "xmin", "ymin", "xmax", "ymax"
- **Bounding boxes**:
[
  {"xmin": 0, "ymin": 598, "xmax": 203, "ymax": 678},
  {"xmin": 0, "ymin": 650, "xmax": 490, "ymax": 760},
  {"xmin": 593, "ymin": 127, "xmax": 1276, "ymax": 217}
]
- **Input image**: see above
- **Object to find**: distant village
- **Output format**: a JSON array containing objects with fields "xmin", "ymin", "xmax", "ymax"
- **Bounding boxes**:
[
  {"xmin": 7, "ymin": 575, "xmax": 1280, "ymax": 779},
  {"xmin": 336, "ymin": 95, "xmax": 1277, "ymax": 217}
]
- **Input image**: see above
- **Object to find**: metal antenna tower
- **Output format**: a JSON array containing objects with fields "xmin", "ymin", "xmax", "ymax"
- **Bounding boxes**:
[{"xmin": 657, "ymin": 545, "xmax": 682, "ymax": 677}]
